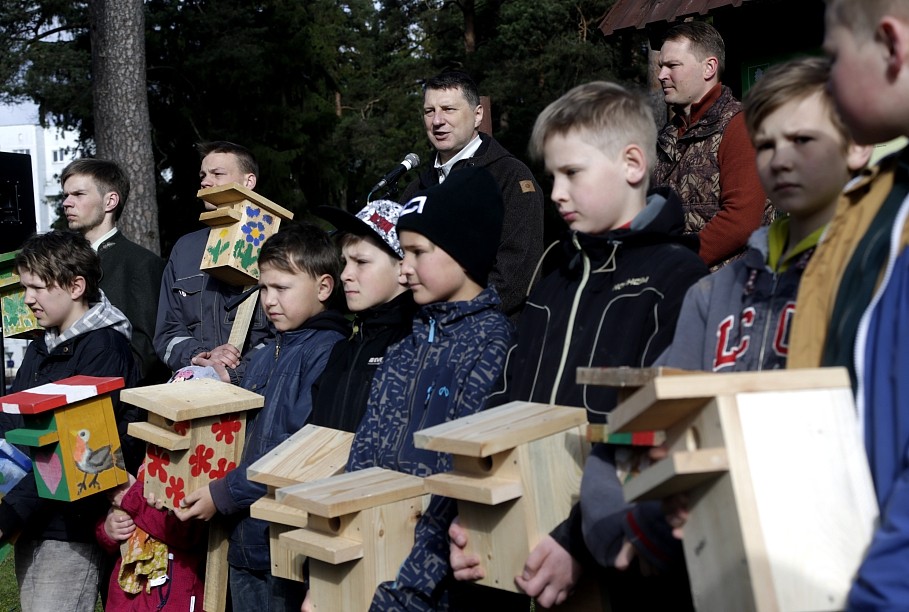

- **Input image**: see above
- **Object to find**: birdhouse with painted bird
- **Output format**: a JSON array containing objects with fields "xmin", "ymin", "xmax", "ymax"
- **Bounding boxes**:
[
  {"xmin": 0, "ymin": 375, "xmax": 128, "ymax": 502},
  {"xmin": 196, "ymin": 184, "xmax": 294, "ymax": 286},
  {"xmin": 0, "ymin": 250, "xmax": 40, "ymax": 339},
  {"xmin": 122, "ymin": 378, "xmax": 264, "ymax": 511}
]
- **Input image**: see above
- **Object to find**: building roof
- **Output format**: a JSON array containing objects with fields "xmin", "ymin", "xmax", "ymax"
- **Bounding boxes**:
[{"xmin": 599, "ymin": 0, "xmax": 750, "ymax": 36}]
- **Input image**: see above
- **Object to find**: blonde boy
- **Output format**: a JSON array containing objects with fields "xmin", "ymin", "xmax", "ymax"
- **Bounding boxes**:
[
  {"xmin": 451, "ymin": 82, "xmax": 708, "ymax": 609},
  {"xmin": 659, "ymin": 56, "xmax": 871, "ymax": 372},
  {"xmin": 787, "ymin": 0, "xmax": 909, "ymax": 605}
]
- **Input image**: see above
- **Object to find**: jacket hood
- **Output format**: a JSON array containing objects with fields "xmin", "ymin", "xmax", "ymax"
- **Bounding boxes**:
[
  {"xmin": 413, "ymin": 285, "xmax": 505, "ymax": 339},
  {"xmin": 44, "ymin": 291, "xmax": 132, "ymax": 352},
  {"xmin": 294, "ymin": 309, "xmax": 351, "ymax": 336},
  {"xmin": 355, "ymin": 290, "xmax": 417, "ymax": 332}
]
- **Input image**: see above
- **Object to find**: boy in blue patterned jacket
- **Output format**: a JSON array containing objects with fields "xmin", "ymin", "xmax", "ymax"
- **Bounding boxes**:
[
  {"xmin": 176, "ymin": 223, "xmax": 349, "ymax": 610},
  {"xmin": 346, "ymin": 166, "xmax": 514, "ymax": 611}
]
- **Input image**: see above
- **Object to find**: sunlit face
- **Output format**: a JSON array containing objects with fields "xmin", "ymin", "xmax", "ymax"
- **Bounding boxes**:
[
  {"xmin": 423, "ymin": 87, "xmax": 483, "ymax": 165},
  {"xmin": 658, "ymin": 38, "xmax": 714, "ymax": 115},
  {"xmin": 61, "ymin": 174, "xmax": 110, "ymax": 237},
  {"xmin": 258, "ymin": 263, "xmax": 330, "ymax": 331},
  {"xmin": 753, "ymin": 91, "xmax": 853, "ymax": 232},
  {"xmin": 823, "ymin": 18, "xmax": 902, "ymax": 145},
  {"xmin": 544, "ymin": 131, "xmax": 642, "ymax": 235},
  {"xmin": 19, "ymin": 269, "xmax": 84, "ymax": 332},
  {"xmin": 399, "ymin": 231, "xmax": 480, "ymax": 305},
  {"xmin": 340, "ymin": 237, "xmax": 405, "ymax": 312},
  {"xmin": 199, "ymin": 152, "xmax": 256, "ymax": 210}
]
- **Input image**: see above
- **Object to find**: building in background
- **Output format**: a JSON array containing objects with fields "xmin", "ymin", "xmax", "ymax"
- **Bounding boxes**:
[{"xmin": 0, "ymin": 102, "xmax": 80, "ymax": 387}]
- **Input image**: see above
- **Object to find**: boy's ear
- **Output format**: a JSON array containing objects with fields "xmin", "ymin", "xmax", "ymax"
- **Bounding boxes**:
[
  {"xmin": 879, "ymin": 17, "xmax": 909, "ymax": 78},
  {"xmin": 244, "ymin": 174, "xmax": 257, "ymax": 190},
  {"xmin": 622, "ymin": 144, "xmax": 648, "ymax": 187},
  {"xmin": 316, "ymin": 274, "xmax": 334, "ymax": 303},
  {"xmin": 846, "ymin": 143, "xmax": 874, "ymax": 172},
  {"xmin": 68, "ymin": 276, "xmax": 87, "ymax": 301}
]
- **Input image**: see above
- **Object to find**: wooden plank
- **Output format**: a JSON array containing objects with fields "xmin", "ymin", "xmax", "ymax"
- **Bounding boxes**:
[
  {"xmin": 198, "ymin": 208, "xmax": 242, "ymax": 225},
  {"xmin": 203, "ymin": 519, "xmax": 229, "ymax": 612},
  {"xmin": 121, "ymin": 379, "xmax": 263, "ymax": 421},
  {"xmin": 6, "ymin": 425, "xmax": 57, "ymax": 447},
  {"xmin": 575, "ymin": 366, "xmax": 690, "ymax": 387},
  {"xmin": 414, "ymin": 402, "xmax": 586, "ymax": 457},
  {"xmin": 423, "ymin": 472, "xmax": 523, "ymax": 505},
  {"xmin": 196, "ymin": 183, "xmax": 294, "ymax": 220},
  {"xmin": 623, "ymin": 448, "xmax": 728, "ymax": 502},
  {"xmin": 247, "ymin": 425, "xmax": 352, "ymax": 488},
  {"xmin": 735, "ymin": 388, "xmax": 877, "ymax": 610},
  {"xmin": 127, "ymin": 421, "xmax": 191, "ymax": 451},
  {"xmin": 280, "ymin": 528, "xmax": 363, "ymax": 564},
  {"xmin": 608, "ymin": 368, "xmax": 851, "ymax": 433},
  {"xmin": 227, "ymin": 288, "xmax": 259, "ymax": 352},
  {"xmin": 250, "ymin": 496, "xmax": 309, "ymax": 529},
  {"xmin": 277, "ymin": 467, "xmax": 424, "ymax": 517}
]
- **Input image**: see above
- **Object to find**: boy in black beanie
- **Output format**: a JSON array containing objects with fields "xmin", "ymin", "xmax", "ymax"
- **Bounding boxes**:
[{"xmin": 344, "ymin": 166, "xmax": 514, "ymax": 610}]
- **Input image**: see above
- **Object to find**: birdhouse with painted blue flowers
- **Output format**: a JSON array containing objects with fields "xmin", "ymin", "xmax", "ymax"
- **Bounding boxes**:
[
  {"xmin": 196, "ymin": 184, "xmax": 294, "ymax": 286},
  {"xmin": 0, "ymin": 375, "xmax": 128, "ymax": 502},
  {"xmin": 0, "ymin": 251, "xmax": 40, "ymax": 339},
  {"xmin": 122, "ymin": 378, "xmax": 264, "ymax": 511}
]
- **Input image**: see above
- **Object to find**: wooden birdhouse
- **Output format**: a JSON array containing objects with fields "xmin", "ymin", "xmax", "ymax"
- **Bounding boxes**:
[
  {"xmin": 587, "ymin": 367, "xmax": 878, "ymax": 611},
  {"xmin": 247, "ymin": 424, "xmax": 353, "ymax": 582},
  {"xmin": 276, "ymin": 467, "xmax": 426, "ymax": 611},
  {"xmin": 196, "ymin": 183, "xmax": 294, "ymax": 286},
  {"xmin": 122, "ymin": 378, "xmax": 263, "ymax": 511},
  {"xmin": 415, "ymin": 401, "xmax": 590, "ymax": 596},
  {"xmin": 0, "ymin": 251, "xmax": 40, "ymax": 339},
  {"xmin": 0, "ymin": 375, "xmax": 128, "ymax": 501}
]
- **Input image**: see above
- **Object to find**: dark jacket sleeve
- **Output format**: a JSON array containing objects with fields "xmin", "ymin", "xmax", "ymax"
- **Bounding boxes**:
[
  {"xmin": 484, "ymin": 157, "xmax": 544, "ymax": 316},
  {"xmin": 154, "ymin": 244, "xmax": 208, "ymax": 372}
]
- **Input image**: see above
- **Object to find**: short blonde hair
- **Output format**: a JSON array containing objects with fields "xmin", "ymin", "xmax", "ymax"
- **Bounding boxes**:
[
  {"xmin": 743, "ymin": 56, "xmax": 851, "ymax": 147},
  {"xmin": 826, "ymin": 0, "xmax": 909, "ymax": 37},
  {"xmin": 529, "ymin": 81, "xmax": 656, "ymax": 177}
]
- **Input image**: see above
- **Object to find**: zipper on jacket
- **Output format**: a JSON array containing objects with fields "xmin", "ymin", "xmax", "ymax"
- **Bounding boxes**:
[
  {"xmin": 549, "ymin": 234, "xmax": 592, "ymax": 405},
  {"xmin": 428, "ymin": 318, "xmax": 436, "ymax": 343},
  {"xmin": 756, "ymin": 272, "xmax": 780, "ymax": 370},
  {"xmin": 273, "ymin": 334, "xmax": 282, "ymax": 361}
]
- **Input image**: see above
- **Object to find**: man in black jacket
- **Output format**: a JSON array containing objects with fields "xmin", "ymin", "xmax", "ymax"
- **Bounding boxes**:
[
  {"xmin": 400, "ymin": 71, "xmax": 544, "ymax": 317},
  {"xmin": 61, "ymin": 159, "xmax": 166, "ymax": 384}
]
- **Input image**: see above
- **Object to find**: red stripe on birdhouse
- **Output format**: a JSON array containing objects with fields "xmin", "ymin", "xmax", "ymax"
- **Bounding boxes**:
[{"xmin": 0, "ymin": 376, "xmax": 125, "ymax": 414}]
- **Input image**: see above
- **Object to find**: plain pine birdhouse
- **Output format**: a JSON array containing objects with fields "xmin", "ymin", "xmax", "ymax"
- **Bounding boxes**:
[
  {"xmin": 0, "ymin": 375, "xmax": 128, "ymax": 501},
  {"xmin": 196, "ymin": 183, "xmax": 294, "ymax": 286},
  {"xmin": 247, "ymin": 424, "xmax": 353, "ymax": 582},
  {"xmin": 122, "ymin": 378, "xmax": 263, "ymax": 511},
  {"xmin": 586, "ymin": 367, "xmax": 879, "ymax": 612}
]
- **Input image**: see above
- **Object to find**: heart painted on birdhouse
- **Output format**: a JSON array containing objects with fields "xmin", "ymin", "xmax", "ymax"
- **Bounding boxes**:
[{"xmin": 35, "ymin": 449, "xmax": 63, "ymax": 494}]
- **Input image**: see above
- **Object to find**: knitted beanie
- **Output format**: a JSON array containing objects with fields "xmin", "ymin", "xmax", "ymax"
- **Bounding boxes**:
[{"xmin": 397, "ymin": 167, "xmax": 504, "ymax": 285}]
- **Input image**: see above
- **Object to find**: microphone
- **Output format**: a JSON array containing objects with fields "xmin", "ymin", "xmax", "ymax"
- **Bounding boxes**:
[{"xmin": 370, "ymin": 153, "xmax": 421, "ymax": 193}]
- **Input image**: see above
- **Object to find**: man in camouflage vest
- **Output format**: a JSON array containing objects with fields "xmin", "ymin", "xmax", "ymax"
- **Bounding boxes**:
[{"xmin": 653, "ymin": 20, "xmax": 771, "ymax": 268}]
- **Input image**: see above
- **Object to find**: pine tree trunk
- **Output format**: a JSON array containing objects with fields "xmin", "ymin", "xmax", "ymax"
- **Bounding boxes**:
[{"xmin": 89, "ymin": 0, "xmax": 159, "ymax": 254}]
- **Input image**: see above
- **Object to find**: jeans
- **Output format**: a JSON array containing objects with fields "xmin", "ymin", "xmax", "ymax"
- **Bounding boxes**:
[
  {"xmin": 229, "ymin": 565, "xmax": 305, "ymax": 612},
  {"xmin": 15, "ymin": 538, "xmax": 102, "ymax": 612}
]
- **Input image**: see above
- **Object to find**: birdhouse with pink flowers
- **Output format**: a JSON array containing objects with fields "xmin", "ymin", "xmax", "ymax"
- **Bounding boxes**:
[
  {"xmin": 0, "ymin": 375, "xmax": 129, "ymax": 502},
  {"xmin": 196, "ymin": 184, "xmax": 294, "ymax": 286},
  {"xmin": 122, "ymin": 379, "xmax": 263, "ymax": 511},
  {"xmin": 0, "ymin": 251, "xmax": 40, "ymax": 339}
]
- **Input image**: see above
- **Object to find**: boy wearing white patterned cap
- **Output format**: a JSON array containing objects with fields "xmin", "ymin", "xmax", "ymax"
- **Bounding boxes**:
[{"xmin": 309, "ymin": 200, "xmax": 417, "ymax": 432}]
